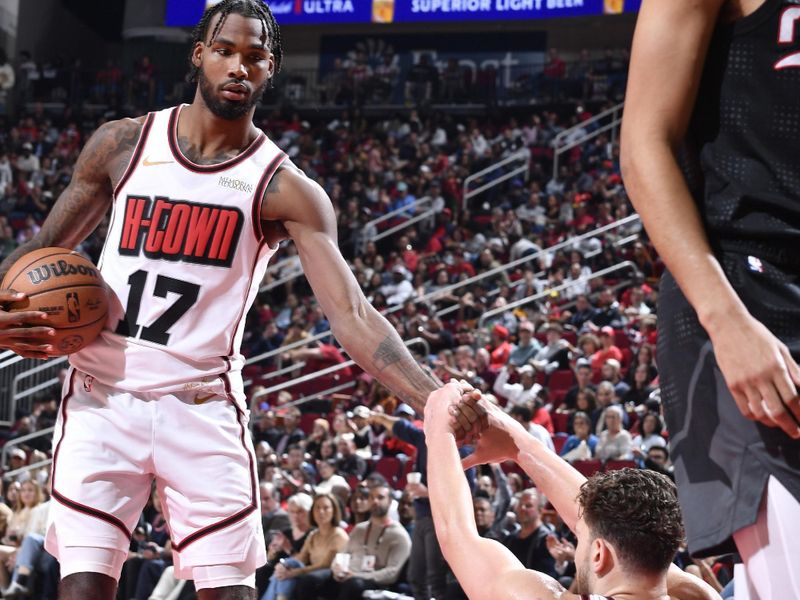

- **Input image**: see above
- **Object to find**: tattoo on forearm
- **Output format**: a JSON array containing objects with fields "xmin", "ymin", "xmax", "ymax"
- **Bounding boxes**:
[
  {"xmin": 372, "ymin": 335, "xmax": 440, "ymax": 411},
  {"xmin": 372, "ymin": 336, "xmax": 404, "ymax": 372}
]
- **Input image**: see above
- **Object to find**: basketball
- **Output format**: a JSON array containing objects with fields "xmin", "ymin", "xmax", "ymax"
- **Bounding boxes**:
[{"xmin": 1, "ymin": 247, "xmax": 109, "ymax": 356}]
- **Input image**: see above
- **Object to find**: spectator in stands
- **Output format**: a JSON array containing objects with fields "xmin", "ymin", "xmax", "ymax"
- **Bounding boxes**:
[
  {"xmin": 589, "ymin": 286, "xmax": 624, "ymax": 329},
  {"xmin": 382, "ymin": 264, "xmax": 415, "ymax": 306},
  {"xmin": 336, "ymin": 433, "xmax": 368, "ymax": 480},
  {"xmin": 590, "ymin": 326, "xmax": 624, "ymax": 374},
  {"xmin": 508, "ymin": 404, "xmax": 554, "ymax": 450},
  {"xmin": 570, "ymin": 389, "xmax": 598, "ymax": 433},
  {"xmin": 508, "ymin": 321, "xmax": 541, "ymax": 367},
  {"xmin": 561, "ymin": 357, "xmax": 595, "ymax": 412},
  {"xmin": 305, "ymin": 418, "xmax": 332, "ymax": 460},
  {"xmin": 622, "ymin": 363, "xmax": 656, "ymax": 406},
  {"xmin": 486, "ymin": 324, "xmax": 512, "ymax": 369},
  {"xmin": 316, "ymin": 459, "xmax": 349, "ymax": 495},
  {"xmin": 502, "ymin": 489, "xmax": 557, "ymax": 578},
  {"xmin": 599, "ymin": 358, "xmax": 630, "ymax": 397},
  {"xmin": 263, "ymin": 493, "xmax": 348, "ymax": 600},
  {"xmin": 559, "ymin": 411, "xmax": 598, "ymax": 463},
  {"xmin": 0, "ymin": 480, "xmax": 43, "ymax": 588},
  {"xmin": 272, "ymin": 407, "xmax": 305, "ymax": 456},
  {"xmin": 0, "ymin": 49, "xmax": 14, "ymax": 115},
  {"xmin": 347, "ymin": 485, "xmax": 372, "ymax": 533},
  {"xmin": 625, "ymin": 342, "xmax": 658, "ymax": 385},
  {"xmin": 631, "ymin": 412, "xmax": 668, "ymax": 460},
  {"xmin": 575, "ymin": 332, "xmax": 601, "ymax": 362},
  {"xmin": 398, "ymin": 490, "xmax": 415, "ymax": 535},
  {"xmin": 262, "ymin": 482, "xmax": 291, "ymax": 534},
  {"xmin": 329, "ymin": 484, "xmax": 411, "ymax": 599},
  {"xmin": 286, "ymin": 444, "xmax": 317, "ymax": 481},
  {"xmin": 531, "ymin": 322, "xmax": 571, "ymax": 374},
  {"xmin": 493, "ymin": 364, "xmax": 542, "ymax": 413},
  {"xmin": 593, "ymin": 381, "xmax": 628, "ymax": 433},
  {"xmin": 645, "ymin": 446, "xmax": 674, "ymax": 481},
  {"xmin": 566, "ymin": 294, "xmax": 599, "ymax": 332},
  {"xmin": 595, "ymin": 405, "xmax": 634, "ymax": 462}
]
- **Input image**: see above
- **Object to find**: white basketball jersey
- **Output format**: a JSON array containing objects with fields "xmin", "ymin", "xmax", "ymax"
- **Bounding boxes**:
[{"xmin": 71, "ymin": 105, "xmax": 285, "ymax": 395}]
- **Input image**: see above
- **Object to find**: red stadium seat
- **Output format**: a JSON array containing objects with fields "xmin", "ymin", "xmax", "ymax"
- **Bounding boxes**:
[
  {"xmin": 551, "ymin": 411, "xmax": 570, "ymax": 434},
  {"xmin": 299, "ymin": 412, "xmax": 322, "ymax": 435},
  {"xmin": 374, "ymin": 457, "xmax": 402, "ymax": 487},
  {"xmin": 572, "ymin": 459, "xmax": 602, "ymax": 478},
  {"xmin": 552, "ymin": 433, "xmax": 568, "ymax": 455},
  {"xmin": 604, "ymin": 460, "xmax": 637, "ymax": 471},
  {"xmin": 548, "ymin": 369, "xmax": 575, "ymax": 393}
]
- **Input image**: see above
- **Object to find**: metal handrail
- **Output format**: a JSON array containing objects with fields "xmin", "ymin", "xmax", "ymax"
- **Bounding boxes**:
[
  {"xmin": 1, "ymin": 426, "xmax": 55, "ymax": 468},
  {"xmin": 433, "ymin": 230, "xmax": 640, "ymax": 320},
  {"xmin": 282, "ymin": 381, "xmax": 357, "ymax": 410},
  {"xmin": 366, "ymin": 196, "xmax": 433, "ymax": 231},
  {"xmin": 243, "ymin": 361, "xmax": 307, "ymax": 388},
  {"xmin": 552, "ymin": 102, "xmax": 624, "ymax": 180},
  {"xmin": 462, "ymin": 148, "xmax": 530, "ymax": 212},
  {"xmin": 370, "ymin": 208, "xmax": 437, "ymax": 243},
  {"xmin": 250, "ymin": 336, "xmax": 430, "ymax": 401},
  {"xmin": 476, "ymin": 261, "xmax": 638, "ymax": 336},
  {"xmin": 244, "ymin": 330, "xmax": 335, "ymax": 368},
  {"xmin": 2, "ymin": 459, "xmax": 52, "ymax": 480}
]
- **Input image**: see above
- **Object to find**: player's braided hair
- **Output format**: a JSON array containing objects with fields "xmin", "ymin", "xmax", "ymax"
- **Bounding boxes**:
[{"xmin": 187, "ymin": 0, "xmax": 283, "ymax": 84}]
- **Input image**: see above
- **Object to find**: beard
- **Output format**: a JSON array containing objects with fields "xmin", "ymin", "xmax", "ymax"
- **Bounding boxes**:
[
  {"xmin": 574, "ymin": 560, "xmax": 591, "ymax": 595},
  {"xmin": 371, "ymin": 504, "xmax": 390, "ymax": 519},
  {"xmin": 198, "ymin": 67, "xmax": 269, "ymax": 121}
]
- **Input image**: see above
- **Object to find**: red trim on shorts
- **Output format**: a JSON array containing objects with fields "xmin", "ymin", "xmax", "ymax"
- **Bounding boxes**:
[
  {"xmin": 168, "ymin": 106, "xmax": 266, "ymax": 174},
  {"xmin": 251, "ymin": 152, "xmax": 286, "ymax": 241},
  {"xmin": 171, "ymin": 375, "xmax": 257, "ymax": 553},
  {"xmin": 51, "ymin": 369, "xmax": 132, "ymax": 539}
]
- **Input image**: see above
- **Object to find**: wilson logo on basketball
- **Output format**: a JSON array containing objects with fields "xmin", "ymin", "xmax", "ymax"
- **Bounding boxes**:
[
  {"xmin": 26, "ymin": 261, "xmax": 101, "ymax": 285},
  {"xmin": 119, "ymin": 195, "xmax": 243, "ymax": 267}
]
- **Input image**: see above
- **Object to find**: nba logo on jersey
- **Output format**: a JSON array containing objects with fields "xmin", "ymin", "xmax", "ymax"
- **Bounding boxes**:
[
  {"xmin": 747, "ymin": 256, "xmax": 764, "ymax": 273},
  {"xmin": 66, "ymin": 292, "xmax": 81, "ymax": 323}
]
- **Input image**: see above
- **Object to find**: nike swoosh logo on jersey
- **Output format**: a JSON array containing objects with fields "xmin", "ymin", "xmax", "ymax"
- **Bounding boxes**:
[
  {"xmin": 194, "ymin": 392, "xmax": 216, "ymax": 404},
  {"xmin": 142, "ymin": 156, "xmax": 174, "ymax": 167}
]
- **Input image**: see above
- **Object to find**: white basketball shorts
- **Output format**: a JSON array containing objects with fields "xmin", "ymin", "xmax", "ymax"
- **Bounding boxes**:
[{"xmin": 45, "ymin": 367, "xmax": 266, "ymax": 583}]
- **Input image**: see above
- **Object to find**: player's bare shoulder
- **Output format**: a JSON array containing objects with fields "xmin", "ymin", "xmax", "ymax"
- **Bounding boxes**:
[
  {"xmin": 260, "ymin": 159, "xmax": 334, "ymax": 233},
  {"xmin": 75, "ymin": 115, "xmax": 148, "ymax": 191}
]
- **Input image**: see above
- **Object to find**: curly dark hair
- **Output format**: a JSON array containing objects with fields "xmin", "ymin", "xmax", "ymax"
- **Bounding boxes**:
[
  {"xmin": 577, "ymin": 468, "xmax": 684, "ymax": 574},
  {"xmin": 187, "ymin": 0, "xmax": 283, "ymax": 84}
]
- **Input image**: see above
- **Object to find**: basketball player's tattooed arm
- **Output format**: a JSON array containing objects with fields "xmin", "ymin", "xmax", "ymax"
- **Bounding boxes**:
[
  {"xmin": 622, "ymin": 0, "xmax": 800, "ymax": 438},
  {"xmin": 263, "ymin": 165, "xmax": 463, "ymax": 419},
  {"xmin": 0, "ymin": 117, "xmax": 145, "ymax": 358}
]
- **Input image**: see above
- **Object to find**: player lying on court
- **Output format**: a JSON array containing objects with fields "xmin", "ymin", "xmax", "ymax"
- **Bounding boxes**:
[
  {"xmin": 0, "ymin": 2, "xmax": 481, "ymax": 600},
  {"xmin": 425, "ymin": 382, "xmax": 722, "ymax": 600}
]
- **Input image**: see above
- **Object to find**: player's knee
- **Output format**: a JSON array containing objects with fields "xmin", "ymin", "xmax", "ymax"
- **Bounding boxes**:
[{"xmin": 59, "ymin": 572, "xmax": 117, "ymax": 600}]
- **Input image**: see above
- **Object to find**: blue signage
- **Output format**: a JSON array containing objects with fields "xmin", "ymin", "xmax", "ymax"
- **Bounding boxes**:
[{"xmin": 165, "ymin": 0, "xmax": 640, "ymax": 27}]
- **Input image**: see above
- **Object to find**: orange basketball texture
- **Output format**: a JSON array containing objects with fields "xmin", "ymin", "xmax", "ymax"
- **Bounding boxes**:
[{"xmin": 2, "ymin": 247, "xmax": 109, "ymax": 355}]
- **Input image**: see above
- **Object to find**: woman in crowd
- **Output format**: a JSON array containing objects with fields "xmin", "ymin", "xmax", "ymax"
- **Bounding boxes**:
[
  {"xmin": 346, "ymin": 484, "xmax": 372, "ymax": 533},
  {"xmin": 622, "ymin": 363, "xmax": 656, "ymax": 406},
  {"xmin": 631, "ymin": 412, "xmax": 668, "ymax": 460},
  {"xmin": 559, "ymin": 411, "xmax": 598, "ymax": 463},
  {"xmin": 0, "ymin": 480, "xmax": 43, "ymax": 588},
  {"xmin": 595, "ymin": 405, "xmax": 633, "ymax": 462},
  {"xmin": 262, "ymin": 493, "xmax": 348, "ymax": 600}
]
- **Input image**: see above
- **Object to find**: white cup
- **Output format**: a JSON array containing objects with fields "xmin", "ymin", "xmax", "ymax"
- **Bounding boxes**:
[{"xmin": 407, "ymin": 472, "xmax": 422, "ymax": 485}]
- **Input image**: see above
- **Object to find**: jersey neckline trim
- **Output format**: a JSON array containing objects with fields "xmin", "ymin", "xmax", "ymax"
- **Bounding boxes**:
[{"xmin": 167, "ymin": 105, "xmax": 266, "ymax": 174}]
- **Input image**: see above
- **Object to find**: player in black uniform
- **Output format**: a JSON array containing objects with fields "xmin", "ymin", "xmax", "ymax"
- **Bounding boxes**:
[{"xmin": 623, "ymin": 0, "xmax": 800, "ymax": 597}]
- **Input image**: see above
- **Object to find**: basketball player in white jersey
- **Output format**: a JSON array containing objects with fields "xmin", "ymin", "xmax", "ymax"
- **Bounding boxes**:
[
  {"xmin": 425, "ymin": 383, "xmax": 721, "ymax": 600},
  {"xmin": 0, "ymin": 2, "xmax": 474, "ymax": 599}
]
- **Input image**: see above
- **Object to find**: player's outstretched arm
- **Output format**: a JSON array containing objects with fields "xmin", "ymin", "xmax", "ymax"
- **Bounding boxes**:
[
  {"xmin": 264, "ymin": 165, "xmax": 447, "ymax": 416},
  {"xmin": 0, "ymin": 117, "xmax": 146, "ymax": 359},
  {"xmin": 424, "ymin": 383, "xmax": 570, "ymax": 600},
  {"xmin": 621, "ymin": 0, "xmax": 800, "ymax": 437}
]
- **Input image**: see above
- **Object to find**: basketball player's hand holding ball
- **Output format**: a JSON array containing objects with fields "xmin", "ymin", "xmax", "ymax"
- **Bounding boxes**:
[
  {"xmin": 707, "ymin": 310, "xmax": 800, "ymax": 438},
  {"xmin": 0, "ymin": 289, "xmax": 54, "ymax": 360}
]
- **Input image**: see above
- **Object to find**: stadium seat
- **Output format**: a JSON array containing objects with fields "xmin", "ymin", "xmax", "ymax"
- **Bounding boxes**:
[
  {"xmin": 548, "ymin": 369, "xmax": 575, "ymax": 393},
  {"xmin": 374, "ymin": 456, "xmax": 402, "ymax": 487},
  {"xmin": 551, "ymin": 433, "xmax": 568, "ymax": 455},
  {"xmin": 572, "ymin": 459, "xmax": 602, "ymax": 477},
  {"xmin": 604, "ymin": 459, "xmax": 637, "ymax": 471},
  {"xmin": 551, "ymin": 411, "xmax": 570, "ymax": 434}
]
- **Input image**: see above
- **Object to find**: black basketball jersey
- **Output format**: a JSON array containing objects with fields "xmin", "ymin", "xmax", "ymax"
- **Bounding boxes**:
[{"xmin": 687, "ymin": 0, "xmax": 800, "ymax": 267}]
